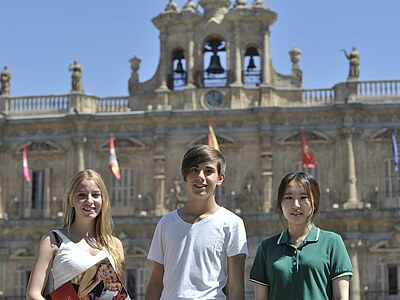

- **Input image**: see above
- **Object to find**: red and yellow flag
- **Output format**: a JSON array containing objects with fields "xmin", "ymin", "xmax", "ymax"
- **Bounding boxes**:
[
  {"xmin": 109, "ymin": 134, "xmax": 121, "ymax": 179},
  {"xmin": 208, "ymin": 121, "xmax": 220, "ymax": 151},
  {"xmin": 22, "ymin": 144, "xmax": 31, "ymax": 182},
  {"xmin": 301, "ymin": 129, "xmax": 316, "ymax": 168},
  {"xmin": 22, "ymin": 143, "xmax": 31, "ymax": 182}
]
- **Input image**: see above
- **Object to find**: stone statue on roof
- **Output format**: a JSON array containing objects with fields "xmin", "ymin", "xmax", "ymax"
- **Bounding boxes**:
[
  {"xmin": 342, "ymin": 46, "xmax": 360, "ymax": 81},
  {"xmin": 0, "ymin": 66, "xmax": 11, "ymax": 96},
  {"xmin": 69, "ymin": 60, "xmax": 84, "ymax": 92}
]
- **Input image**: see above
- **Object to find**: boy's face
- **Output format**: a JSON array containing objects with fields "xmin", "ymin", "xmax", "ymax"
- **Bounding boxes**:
[{"xmin": 185, "ymin": 160, "xmax": 224, "ymax": 199}]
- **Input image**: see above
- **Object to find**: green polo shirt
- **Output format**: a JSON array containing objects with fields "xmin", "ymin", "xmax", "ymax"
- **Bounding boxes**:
[{"xmin": 249, "ymin": 224, "xmax": 353, "ymax": 300}]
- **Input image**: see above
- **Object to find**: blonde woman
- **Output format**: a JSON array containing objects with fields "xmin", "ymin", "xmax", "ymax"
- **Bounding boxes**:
[{"xmin": 26, "ymin": 169, "xmax": 125, "ymax": 300}]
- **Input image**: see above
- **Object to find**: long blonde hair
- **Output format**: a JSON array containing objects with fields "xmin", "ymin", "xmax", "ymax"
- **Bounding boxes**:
[{"xmin": 62, "ymin": 169, "xmax": 125, "ymax": 277}]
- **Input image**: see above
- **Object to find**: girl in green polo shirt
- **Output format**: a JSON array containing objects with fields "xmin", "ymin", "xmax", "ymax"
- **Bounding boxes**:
[{"xmin": 250, "ymin": 171, "xmax": 353, "ymax": 300}]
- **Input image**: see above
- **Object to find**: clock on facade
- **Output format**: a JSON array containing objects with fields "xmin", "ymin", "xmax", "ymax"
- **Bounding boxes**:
[{"xmin": 204, "ymin": 90, "xmax": 223, "ymax": 108}]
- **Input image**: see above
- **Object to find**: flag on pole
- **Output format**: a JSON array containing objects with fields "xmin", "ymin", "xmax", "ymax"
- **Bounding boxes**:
[
  {"xmin": 109, "ymin": 134, "xmax": 121, "ymax": 180},
  {"xmin": 392, "ymin": 129, "xmax": 399, "ymax": 172},
  {"xmin": 301, "ymin": 129, "xmax": 316, "ymax": 168},
  {"xmin": 22, "ymin": 143, "xmax": 31, "ymax": 182},
  {"xmin": 208, "ymin": 121, "xmax": 220, "ymax": 151}
]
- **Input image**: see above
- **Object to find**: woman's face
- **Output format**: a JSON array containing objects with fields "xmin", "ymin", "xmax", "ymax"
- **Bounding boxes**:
[
  {"xmin": 72, "ymin": 179, "xmax": 102, "ymax": 220},
  {"xmin": 281, "ymin": 179, "xmax": 314, "ymax": 228}
]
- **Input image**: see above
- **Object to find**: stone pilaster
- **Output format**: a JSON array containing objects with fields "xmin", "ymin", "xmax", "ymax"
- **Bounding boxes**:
[
  {"xmin": 260, "ymin": 132, "xmax": 273, "ymax": 212},
  {"xmin": 157, "ymin": 31, "xmax": 170, "ymax": 92},
  {"xmin": 232, "ymin": 22, "xmax": 242, "ymax": 85},
  {"xmin": 153, "ymin": 136, "xmax": 168, "ymax": 216},
  {"xmin": 343, "ymin": 129, "xmax": 363, "ymax": 209},
  {"xmin": 348, "ymin": 240, "xmax": 362, "ymax": 300},
  {"xmin": 261, "ymin": 26, "xmax": 271, "ymax": 86},
  {"xmin": 73, "ymin": 137, "xmax": 87, "ymax": 172},
  {"xmin": 185, "ymin": 26, "xmax": 195, "ymax": 87}
]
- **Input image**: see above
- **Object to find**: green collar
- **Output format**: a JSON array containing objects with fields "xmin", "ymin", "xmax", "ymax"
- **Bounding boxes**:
[{"xmin": 277, "ymin": 224, "xmax": 320, "ymax": 247}]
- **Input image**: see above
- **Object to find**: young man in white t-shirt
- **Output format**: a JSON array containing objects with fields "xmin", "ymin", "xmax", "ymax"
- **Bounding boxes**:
[{"xmin": 145, "ymin": 145, "xmax": 249, "ymax": 300}]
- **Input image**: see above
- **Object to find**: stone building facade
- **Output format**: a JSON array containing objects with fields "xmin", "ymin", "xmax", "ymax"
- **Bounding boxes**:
[{"xmin": 0, "ymin": 1, "xmax": 400, "ymax": 299}]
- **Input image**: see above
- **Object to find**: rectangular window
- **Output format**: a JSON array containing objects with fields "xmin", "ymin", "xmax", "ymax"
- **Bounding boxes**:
[
  {"xmin": 110, "ymin": 168, "xmax": 136, "ymax": 215},
  {"xmin": 388, "ymin": 265, "xmax": 399, "ymax": 295},
  {"xmin": 383, "ymin": 158, "xmax": 400, "ymax": 207},
  {"xmin": 16, "ymin": 270, "xmax": 30, "ymax": 298},
  {"xmin": 126, "ymin": 268, "xmax": 145, "ymax": 299},
  {"xmin": 31, "ymin": 170, "xmax": 45, "ymax": 210}
]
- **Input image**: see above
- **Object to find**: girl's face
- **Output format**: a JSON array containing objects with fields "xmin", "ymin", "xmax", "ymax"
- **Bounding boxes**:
[
  {"xmin": 104, "ymin": 272, "xmax": 118, "ymax": 284},
  {"xmin": 281, "ymin": 179, "xmax": 314, "ymax": 228},
  {"xmin": 97, "ymin": 263, "xmax": 114, "ymax": 280},
  {"xmin": 106, "ymin": 282, "xmax": 122, "ymax": 291},
  {"xmin": 72, "ymin": 179, "xmax": 102, "ymax": 220}
]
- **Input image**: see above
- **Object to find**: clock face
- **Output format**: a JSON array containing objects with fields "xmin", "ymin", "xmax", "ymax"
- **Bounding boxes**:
[{"xmin": 205, "ymin": 90, "xmax": 223, "ymax": 108}]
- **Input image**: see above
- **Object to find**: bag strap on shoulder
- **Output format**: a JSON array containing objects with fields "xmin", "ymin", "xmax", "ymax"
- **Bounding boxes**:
[{"xmin": 52, "ymin": 230, "xmax": 62, "ymax": 247}]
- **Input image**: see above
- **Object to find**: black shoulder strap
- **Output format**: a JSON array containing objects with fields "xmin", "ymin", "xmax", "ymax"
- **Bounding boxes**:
[{"xmin": 52, "ymin": 230, "xmax": 62, "ymax": 247}]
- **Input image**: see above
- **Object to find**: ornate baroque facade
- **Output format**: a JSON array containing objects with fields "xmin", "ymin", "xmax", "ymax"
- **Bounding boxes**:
[{"xmin": 0, "ymin": 1, "xmax": 400, "ymax": 299}]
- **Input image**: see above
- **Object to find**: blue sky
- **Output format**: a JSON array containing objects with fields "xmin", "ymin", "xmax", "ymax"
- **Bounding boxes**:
[{"xmin": 1, "ymin": 0, "xmax": 399, "ymax": 97}]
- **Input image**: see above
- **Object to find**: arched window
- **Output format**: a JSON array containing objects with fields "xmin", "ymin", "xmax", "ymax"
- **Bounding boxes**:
[
  {"xmin": 243, "ymin": 47, "xmax": 261, "ymax": 86},
  {"xmin": 168, "ymin": 49, "xmax": 186, "ymax": 90},
  {"xmin": 202, "ymin": 38, "xmax": 228, "ymax": 88}
]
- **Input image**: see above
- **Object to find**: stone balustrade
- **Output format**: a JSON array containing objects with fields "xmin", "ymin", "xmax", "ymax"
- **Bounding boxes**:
[
  {"xmin": 97, "ymin": 97, "xmax": 130, "ymax": 112},
  {"xmin": 0, "ymin": 80, "xmax": 399, "ymax": 115},
  {"xmin": 6, "ymin": 94, "xmax": 71, "ymax": 114},
  {"xmin": 302, "ymin": 88, "xmax": 335, "ymax": 104},
  {"xmin": 356, "ymin": 79, "xmax": 400, "ymax": 97}
]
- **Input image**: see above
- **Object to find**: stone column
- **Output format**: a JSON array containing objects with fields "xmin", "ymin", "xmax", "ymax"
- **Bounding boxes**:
[
  {"xmin": 261, "ymin": 169, "xmax": 273, "ymax": 212},
  {"xmin": 348, "ymin": 241, "xmax": 362, "ymax": 300},
  {"xmin": 343, "ymin": 129, "xmax": 362, "ymax": 208},
  {"xmin": 260, "ymin": 132, "xmax": 273, "ymax": 212},
  {"xmin": 0, "ymin": 248, "xmax": 8, "ymax": 297},
  {"xmin": 154, "ymin": 155, "xmax": 167, "ymax": 216},
  {"xmin": 186, "ymin": 26, "xmax": 195, "ymax": 87},
  {"xmin": 153, "ymin": 136, "xmax": 168, "ymax": 216},
  {"xmin": 261, "ymin": 27, "xmax": 271, "ymax": 85},
  {"xmin": 184, "ymin": 87, "xmax": 197, "ymax": 110},
  {"xmin": 74, "ymin": 137, "xmax": 87, "ymax": 171},
  {"xmin": 0, "ymin": 173, "xmax": 5, "ymax": 219},
  {"xmin": 157, "ymin": 31, "xmax": 169, "ymax": 92},
  {"xmin": 232, "ymin": 22, "xmax": 242, "ymax": 85}
]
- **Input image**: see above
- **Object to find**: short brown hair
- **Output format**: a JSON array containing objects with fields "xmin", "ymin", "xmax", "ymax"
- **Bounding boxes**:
[{"xmin": 181, "ymin": 145, "xmax": 226, "ymax": 181}]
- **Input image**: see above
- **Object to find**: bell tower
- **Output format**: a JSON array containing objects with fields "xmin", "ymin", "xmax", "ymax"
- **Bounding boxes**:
[{"xmin": 129, "ymin": 0, "xmax": 302, "ymax": 109}]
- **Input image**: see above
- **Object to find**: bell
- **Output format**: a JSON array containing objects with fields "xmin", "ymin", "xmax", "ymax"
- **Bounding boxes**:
[
  {"xmin": 175, "ymin": 59, "xmax": 184, "ymax": 74},
  {"xmin": 206, "ymin": 54, "xmax": 224, "ymax": 74},
  {"xmin": 247, "ymin": 56, "xmax": 256, "ymax": 71}
]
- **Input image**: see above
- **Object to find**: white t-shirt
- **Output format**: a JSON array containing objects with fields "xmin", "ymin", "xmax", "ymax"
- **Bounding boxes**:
[{"xmin": 147, "ymin": 207, "xmax": 249, "ymax": 300}]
